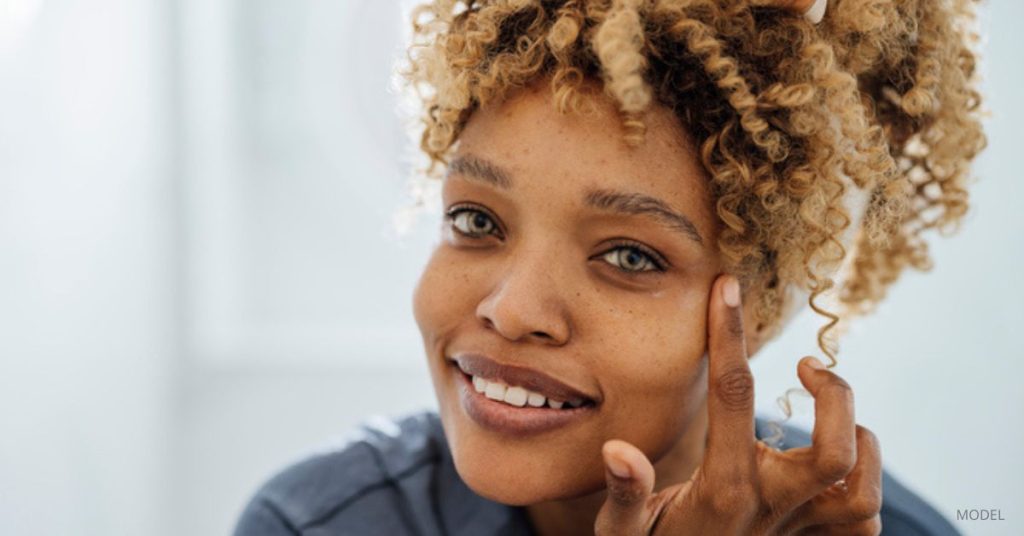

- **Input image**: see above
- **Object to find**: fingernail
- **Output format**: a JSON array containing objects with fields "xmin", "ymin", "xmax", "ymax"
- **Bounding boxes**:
[
  {"xmin": 805, "ymin": 356, "xmax": 825, "ymax": 370},
  {"xmin": 723, "ymin": 276, "xmax": 741, "ymax": 308},
  {"xmin": 606, "ymin": 455, "xmax": 631, "ymax": 479}
]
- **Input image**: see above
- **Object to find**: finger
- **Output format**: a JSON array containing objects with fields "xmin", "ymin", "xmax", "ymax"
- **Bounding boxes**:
[
  {"xmin": 796, "ymin": 514, "xmax": 882, "ymax": 536},
  {"xmin": 799, "ymin": 356, "xmax": 857, "ymax": 487},
  {"xmin": 703, "ymin": 274, "xmax": 756, "ymax": 485},
  {"xmin": 760, "ymin": 359, "xmax": 857, "ymax": 510},
  {"xmin": 779, "ymin": 426, "xmax": 883, "ymax": 532},
  {"xmin": 595, "ymin": 439, "xmax": 656, "ymax": 536}
]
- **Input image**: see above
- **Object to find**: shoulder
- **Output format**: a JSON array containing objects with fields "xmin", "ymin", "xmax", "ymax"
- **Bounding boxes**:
[
  {"xmin": 756, "ymin": 416, "xmax": 961, "ymax": 536},
  {"xmin": 231, "ymin": 409, "xmax": 530, "ymax": 536},
  {"xmin": 231, "ymin": 409, "xmax": 449, "ymax": 536}
]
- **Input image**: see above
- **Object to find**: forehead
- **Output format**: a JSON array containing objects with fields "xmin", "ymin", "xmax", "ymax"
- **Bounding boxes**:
[{"xmin": 451, "ymin": 82, "xmax": 717, "ymax": 243}]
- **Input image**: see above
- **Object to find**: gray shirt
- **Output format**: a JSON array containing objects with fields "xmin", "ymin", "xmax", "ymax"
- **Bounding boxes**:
[{"xmin": 231, "ymin": 410, "xmax": 959, "ymax": 535}]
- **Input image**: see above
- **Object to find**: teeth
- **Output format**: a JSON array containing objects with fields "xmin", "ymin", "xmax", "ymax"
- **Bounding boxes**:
[
  {"xmin": 484, "ymin": 382, "xmax": 507, "ymax": 401},
  {"xmin": 473, "ymin": 374, "xmax": 581, "ymax": 409},
  {"xmin": 527, "ymin": 392, "xmax": 546, "ymax": 407},
  {"xmin": 470, "ymin": 374, "xmax": 590, "ymax": 410},
  {"xmin": 503, "ymin": 386, "xmax": 528, "ymax": 407}
]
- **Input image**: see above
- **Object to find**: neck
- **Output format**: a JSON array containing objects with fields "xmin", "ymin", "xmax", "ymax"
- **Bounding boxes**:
[{"xmin": 523, "ymin": 401, "xmax": 710, "ymax": 536}]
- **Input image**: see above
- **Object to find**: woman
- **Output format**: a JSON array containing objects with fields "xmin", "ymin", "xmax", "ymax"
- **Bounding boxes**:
[{"xmin": 233, "ymin": 0, "xmax": 984, "ymax": 534}]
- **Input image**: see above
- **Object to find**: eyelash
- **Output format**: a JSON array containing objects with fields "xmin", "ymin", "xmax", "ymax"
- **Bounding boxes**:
[{"xmin": 443, "ymin": 205, "xmax": 669, "ymax": 276}]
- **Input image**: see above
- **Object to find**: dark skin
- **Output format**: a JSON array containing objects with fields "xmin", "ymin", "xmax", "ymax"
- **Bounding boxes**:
[
  {"xmin": 411, "ymin": 78, "xmax": 882, "ymax": 536},
  {"xmin": 593, "ymin": 273, "xmax": 883, "ymax": 535},
  {"xmin": 595, "ymin": 3, "xmax": 883, "ymax": 531},
  {"xmin": 412, "ymin": 4, "xmax": 882, "ymax": 533}
]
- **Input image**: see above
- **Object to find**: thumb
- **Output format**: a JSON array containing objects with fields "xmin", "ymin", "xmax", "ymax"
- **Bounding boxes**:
[{"xmin": 595, "ymin": 439, "xmax": 656, "ymax": 536}]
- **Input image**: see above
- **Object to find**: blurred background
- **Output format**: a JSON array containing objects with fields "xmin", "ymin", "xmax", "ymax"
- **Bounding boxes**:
[{"xmin": 0, "ymin": 1, "xmax": 1021, "ymax": 535}]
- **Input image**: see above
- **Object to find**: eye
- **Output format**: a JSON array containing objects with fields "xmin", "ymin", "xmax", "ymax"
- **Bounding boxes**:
[
  {"xmin": 445, "ymin": 206, "xmax": 501, "ymax": 238},
  {"xmin": 600, "ymin": 241, "xmax": 667, "ymax": 275},
  {"xmin": 444, "ymin": 206, "xmax": 666, "ymax": 276}
]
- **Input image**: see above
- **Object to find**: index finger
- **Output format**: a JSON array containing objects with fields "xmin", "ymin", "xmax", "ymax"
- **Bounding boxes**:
[{"xmin": 703, "ymin": 274, "xmax": 756, "ymax": 483}]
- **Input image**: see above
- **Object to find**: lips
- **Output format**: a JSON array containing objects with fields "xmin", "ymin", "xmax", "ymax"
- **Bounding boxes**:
[{"xmin": 449, "ymin": 352, "xmax": 600, "ymax": 406}]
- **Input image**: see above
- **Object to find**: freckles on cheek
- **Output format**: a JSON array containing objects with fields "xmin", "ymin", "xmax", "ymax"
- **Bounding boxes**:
[
  {"xmin": 599, "ymin": 307, "xmax": 707, "ymax": 400},
  {"xmin": 600, "ymin": 338, "xmax": 699, "ymax": 388}
]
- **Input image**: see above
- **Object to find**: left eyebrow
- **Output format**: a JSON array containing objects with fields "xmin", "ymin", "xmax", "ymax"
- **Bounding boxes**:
[{"xmin": 584, "ymin": 188, "xmax": 705, "ymax": 247}]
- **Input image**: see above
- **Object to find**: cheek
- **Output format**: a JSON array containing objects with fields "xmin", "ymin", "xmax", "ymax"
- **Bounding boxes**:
[
  {"xmin": 412, "ymin": 248, "xmax": 472, "ymax": 340},
  {"xmin": 586, "ymin": 281, "xmax": 708, "ymax": 362},
  {"xmin": 584, "ymin": 286, "xmax": 710, "ymax": 428},
  {"xmin": 605, "ymin": 318, "xmax": 706, "ymax": 402}
]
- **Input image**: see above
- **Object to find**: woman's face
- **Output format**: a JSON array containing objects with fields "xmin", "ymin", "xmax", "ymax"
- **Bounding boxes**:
[{"xmin": 413, "ymin": 80, "xmax": 741, "ymax": 504}]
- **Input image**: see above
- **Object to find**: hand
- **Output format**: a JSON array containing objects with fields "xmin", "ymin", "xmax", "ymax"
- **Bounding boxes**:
[{"xmin": 593, "ymin": 274, "xmax": 883, "ymax": 535}]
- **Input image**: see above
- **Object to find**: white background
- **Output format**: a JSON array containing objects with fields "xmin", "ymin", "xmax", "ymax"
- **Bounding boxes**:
[{"xmin": 1, "ymin": 1, "xmax": 1021, "ymax": 535}]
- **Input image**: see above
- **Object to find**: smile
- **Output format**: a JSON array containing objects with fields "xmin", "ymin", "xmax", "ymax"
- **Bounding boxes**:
[
  {"xmin": 450, "ymin": 362, "xmax": 598, "ymax": 436},
  {"xmin": 449, "ymin": 352, "xmax": 600, "ymax": 404},
  {"xmin": 471, "ymin": 374, "xmax": 592, "ymax": 409}
]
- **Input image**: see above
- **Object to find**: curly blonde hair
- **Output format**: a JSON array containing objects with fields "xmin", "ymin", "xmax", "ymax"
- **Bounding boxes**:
[{"xmin": 398, "ymin": 0, "xmax": 986, "ymax": 369}]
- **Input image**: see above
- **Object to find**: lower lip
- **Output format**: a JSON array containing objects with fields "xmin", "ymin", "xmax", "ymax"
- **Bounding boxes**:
[{"xmin": 450, "ymin": 362, "xmax": 597, "ymax": 436}]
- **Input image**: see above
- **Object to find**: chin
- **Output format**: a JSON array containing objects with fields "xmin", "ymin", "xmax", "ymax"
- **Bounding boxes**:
[
  {"xmin": 460, "ymin": 475, "xmax": 549, "ymax": 506},
  {"xmin": 449, "ymin": 443, "xmax": 605, "ymax": 506}
]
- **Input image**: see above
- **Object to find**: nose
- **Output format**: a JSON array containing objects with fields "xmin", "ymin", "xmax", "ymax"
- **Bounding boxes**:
[{"xmin": 475, "ymin": 246, "xmax": 573, "ymax": 346}]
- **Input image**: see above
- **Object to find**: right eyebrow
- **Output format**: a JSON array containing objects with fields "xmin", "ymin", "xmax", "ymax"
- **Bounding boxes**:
[{"xmin": 446, "ymin": 154, "xmax": 513, "ymax": 189}]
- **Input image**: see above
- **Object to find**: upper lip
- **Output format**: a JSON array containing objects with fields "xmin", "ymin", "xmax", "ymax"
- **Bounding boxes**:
[{"xmin": 449, "ymin": 353, "xmax": 600, "ymax": 404}]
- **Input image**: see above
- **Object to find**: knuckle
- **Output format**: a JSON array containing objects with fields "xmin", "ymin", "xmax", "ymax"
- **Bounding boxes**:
[
  {"xmin": 814, "ymin": 450, "xmax": 855, "ymax": 484},
  {"xmin": 714, "ymin": 366, "xmax": 755, "ymax": 411}
]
